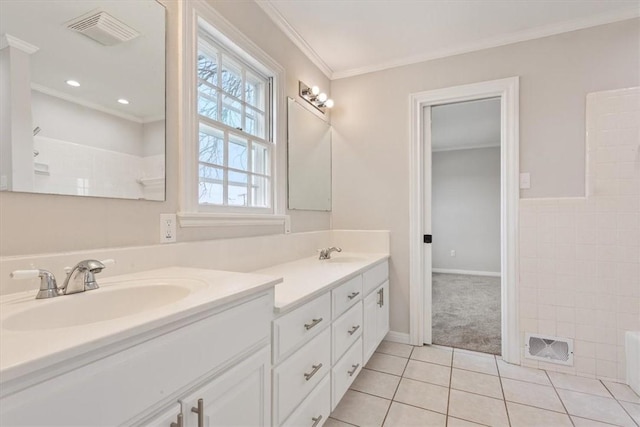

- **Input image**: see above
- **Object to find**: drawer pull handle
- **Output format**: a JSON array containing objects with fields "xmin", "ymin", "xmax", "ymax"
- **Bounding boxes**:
[
  {"xmin": 170, "ymin": 413, "xmax": 183, "ymax": 427},
  {"xmin": 347, "ymin": 291, "xmax": 360, "ymax": 300},
  {"xmin": 191, "ymin": 398, "xmax": 204, "ymax": 427},
  {"xmin": 304, "ymin": 318, "xmax": 323, "ymax": 330},
  {"xmin": 378, "ymin": 288, "xmax": 384, "ymax": 307},
  {"xmin": 348, "ymin": 363, "xmax": 360, "ymax": 376},
  {"xmin": 312, "ymin": 415, "xmax": 323, "ymax": 427},
  {"xmin": 348, "ymin": 325, "xmax": 360, "ymax": 335},
  {"xmin": 304, "ymin": 363, "xmax": 323, "ymax": 381}
]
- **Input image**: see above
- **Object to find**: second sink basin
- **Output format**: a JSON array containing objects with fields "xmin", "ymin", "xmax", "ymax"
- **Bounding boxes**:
[
  {"xmin": 323, "ymin": 256, "xmax": 367, "ymax": 264},
  {"xmin": 3, "ymin": 279, "xmax": 206, "ymax": 331}
]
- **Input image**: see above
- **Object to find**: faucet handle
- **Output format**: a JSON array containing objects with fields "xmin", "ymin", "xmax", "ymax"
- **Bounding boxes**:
[{"xmin": 11, "ymin": 269, "xmax": 60, "ymax": 299}]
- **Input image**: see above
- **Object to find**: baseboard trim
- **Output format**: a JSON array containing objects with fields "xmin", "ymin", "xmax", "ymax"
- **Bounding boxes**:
[
  {"xmin": 432, "ymin": 268, "xmax": 501, "ymax": 277},
  {"xmin": 385, "ymin": 331, "xmax": 411, "ymax": 344}
]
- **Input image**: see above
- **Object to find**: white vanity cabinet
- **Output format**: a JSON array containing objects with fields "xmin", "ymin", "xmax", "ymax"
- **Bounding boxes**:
[
  {"xmin": 0, "ymin": 291, "xmax": 274, "ymax": 427},
  {"xmin": 362, "ymin": 262, "xmax": 390, "ymax": 365}
]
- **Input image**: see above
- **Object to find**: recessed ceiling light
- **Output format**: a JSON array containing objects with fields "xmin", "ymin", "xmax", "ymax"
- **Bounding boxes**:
[
  {"xmin": 66, "ymin": 80, "xmax": 80, "ymax": 87},
  {"xmin": 117, "ymin": 99, "xmax": 129, "ymax": 105}
]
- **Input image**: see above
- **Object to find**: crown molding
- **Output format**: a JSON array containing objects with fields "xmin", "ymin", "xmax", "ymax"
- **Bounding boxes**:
[
  {"xmin": 332, "ymin": 7, "xmax": 640, "ymax": 80},
  {"xmin": 0, "ymin": 34, "xmax": 39, "ymax": 54},
  {"xmin": 255, "ymin": 1, "xmax": 333, "ymax": 79}
]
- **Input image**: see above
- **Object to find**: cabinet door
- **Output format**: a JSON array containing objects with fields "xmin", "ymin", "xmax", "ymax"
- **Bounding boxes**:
[
  {"xmin": 143, "ymin": 403, "xmax": 182, "ymax": 427},
  {"xmin": 182, "ymin": 347, "xmax": 270, "ymax": 427},
  {"xmin": 363, "ymin": 290, "xmax": 378, "ymax": 365},
  {"xmin": 376, "ymin": 281, "xmax": 390, "ymax": 344}
]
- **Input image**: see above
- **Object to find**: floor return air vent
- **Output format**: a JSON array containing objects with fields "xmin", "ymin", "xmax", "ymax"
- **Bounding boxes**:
[{"xmin": 525, "ymin": 333, "xmax": 574, "ymax": 366}]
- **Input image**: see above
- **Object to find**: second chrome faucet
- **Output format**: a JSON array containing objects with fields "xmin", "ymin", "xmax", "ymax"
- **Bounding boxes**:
[{"xmin": 318, "ymin": 247, "xmax": 342, "ymax": 260}]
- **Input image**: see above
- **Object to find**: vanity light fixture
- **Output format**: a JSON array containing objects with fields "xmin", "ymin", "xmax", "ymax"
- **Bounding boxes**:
[
  {"xmin": 66, "ymin": 80, "xmax": 80, "ymax": 87},
  {"xmin": 299, "ymin": 81, "xmax": 334, "ymax": 113},
  {"xmin": 117, "ymin": 98, "xmax": 129, "ymax": 105}
]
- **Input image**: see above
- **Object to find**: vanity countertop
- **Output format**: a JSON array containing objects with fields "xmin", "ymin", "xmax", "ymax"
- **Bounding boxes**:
[
  {"xmin": 0, "ymin": 267, "xmax": 281, "ymax": 386},
  {"xmin": 254, "ymin": 252, "xmax": 390, "ymax": 314}
]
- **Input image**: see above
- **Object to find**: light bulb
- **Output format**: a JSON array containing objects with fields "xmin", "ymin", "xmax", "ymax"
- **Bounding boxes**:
[
  {"xmin": 66, "ymin": 80, "xmax": 80, "ymax": 87},
  {"xmin": 311, "ymin": 86, "xmax": 320, "ymax": 96},
  {"xmin": 318, "ymin": 93, "xmax": 328, "ymax": 102},
  {"xmin": 324, "ymin": 99, "xmax": 334, "ymax": 108},
  {"xmin": 117, "ymin": 99, "xmax": 130, "ymax": 105}
]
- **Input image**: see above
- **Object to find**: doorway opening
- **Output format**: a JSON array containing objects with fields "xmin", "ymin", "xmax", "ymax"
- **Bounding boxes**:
[
  {"xmin": 408, "ymin": 77, "xmax": 520, "ymax": 364},
  {"xmin": 430, "ymin": 98, "xmax": 502, "ymax": 355}
]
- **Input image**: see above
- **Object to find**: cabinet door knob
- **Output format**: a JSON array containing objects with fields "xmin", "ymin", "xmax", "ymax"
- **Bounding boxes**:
[
  {"xmin": 304, "ymin": 363, "xmax": 323, "ymax": 381},
  {"xmin": 348, "ymin": 363, "xmax": 360, "ymax": 376},
  {"xmin": 191, "ymin": 398, "xmax": 204, "ymax": 427},
  {"xmin": 347, "ymin": 291, "xmax": 360, "ymax": 300},
  {"xmin": 170, "ymin": 413, "xmax": 183, "ymax": 427},
  {"xmin": 348, "ymin": 325, "xmax": 360, "ymax": 335},
  {"xmin": 312, "ymin": 415, "xmax": 323, "ymax": 427},
  {"xmin": 304, "ymin": 317, "xmax": 323, "ymax": 330}
]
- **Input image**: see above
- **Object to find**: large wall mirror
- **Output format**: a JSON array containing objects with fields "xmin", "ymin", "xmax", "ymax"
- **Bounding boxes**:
[
  {"xmin": 0, "ymin": 0, "xmax": 166, "ymax": 201},
  {"xmin": 287, "ymin": 98, "xmax": 331, "ymax": 211}
]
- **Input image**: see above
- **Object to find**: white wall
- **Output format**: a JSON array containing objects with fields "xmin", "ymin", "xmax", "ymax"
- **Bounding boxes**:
[
  {"xmin": 331, "ymin": 19, "xmax": 640, "ymax": 336},
  {"xmin": 432, "ymin": 147, "xmax": 500, "ymax": 273},
  {"xmin": 0, "ymin": 0, "xmax": 331, "ymax": 256}
]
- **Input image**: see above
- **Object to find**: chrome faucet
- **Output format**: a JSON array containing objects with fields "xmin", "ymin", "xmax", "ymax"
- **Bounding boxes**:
[
  {"xmin": 319, "ymin": 247, "xmax": 342, "ymax": 260},
  {"xmin": 60, "ymin": 259, "xmax": 106, "ymax": 295}
]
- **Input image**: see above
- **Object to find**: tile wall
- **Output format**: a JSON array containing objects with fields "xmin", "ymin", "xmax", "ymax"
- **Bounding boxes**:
[{"xmin": 518, "ymin": 87, "xmax": 640, "ymax": 381}]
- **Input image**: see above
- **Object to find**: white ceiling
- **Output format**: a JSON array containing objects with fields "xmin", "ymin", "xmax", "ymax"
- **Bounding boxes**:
[
  {"xmin": 0, "ymin": 0, "xmax": 165, "ymax": 121},
  {"xmin": 258, "ymin": 0, "xmax": 640, "ymax": 79},
  {"xmin": 431, "ymin": 98, "xmax": 501, "ymax": 152}
]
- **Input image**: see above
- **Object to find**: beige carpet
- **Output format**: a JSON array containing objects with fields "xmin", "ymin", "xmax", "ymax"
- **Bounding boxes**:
[{"xmin": 432, "ymin": 272, "xmax": 501, "ymax": 355}]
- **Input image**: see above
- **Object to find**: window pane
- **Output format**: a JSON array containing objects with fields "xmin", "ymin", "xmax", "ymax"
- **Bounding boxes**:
[
  {"xmin": 222, "ymin": 95, "xmax": 242, "ymax": 130},
  {"xmin": 245, "ymin": 107, "xmax": 265, "ymax": 138},
  {"xmin": 229, "ymin": 135, "xmax": 248, "ymax": 171},
  {"xmin": 198, "ymin": 83, "xmax": 218, "ymax": 120},
  {"xmin": 228, "ymin": 171, "xmax": 248, "ymax": 206},
  {"xmin": 251, "ymin": 142, "xmax": 270, "ymax": 176},
  {"xmin": 252, "ymin": 176, "xmax": 269, "ymax": 208},
  {"xmin": 199, "ymin": 127, "xmax": 224, "ymax": 166},
  {"xmin": 197, "ymin": 51, "xmax": 217, "ymax": 86},
  {"xmin": 199, "ymin": 165, "xmax": 223, "ymax": 205},
  {"xmin": 245, "ymin": 72, "xmax": 264, "ymax": 110},
  {"xmin": 221, "ymin": 56, "xmax": 242, "ymax": 98}
]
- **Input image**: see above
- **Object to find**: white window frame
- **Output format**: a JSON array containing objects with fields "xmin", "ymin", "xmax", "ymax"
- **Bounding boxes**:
[{"xmin": 179, "ymin": 1, "xmax": 288, "ymax": 229}]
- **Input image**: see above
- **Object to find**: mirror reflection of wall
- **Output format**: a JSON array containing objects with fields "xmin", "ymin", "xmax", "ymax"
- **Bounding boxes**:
[
  {"xmin": 287, "ymin": 98, "xmax": 331, "ymax": 211},
  {"xmin": 0, "ymin": 0, "xmax": 166, "ymax": 201}
]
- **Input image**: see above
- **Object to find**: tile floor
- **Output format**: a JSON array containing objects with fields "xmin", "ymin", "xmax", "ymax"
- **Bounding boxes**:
[{"xmin": 328, "ymin": 341, "xmax": 640, "ymax": 427}]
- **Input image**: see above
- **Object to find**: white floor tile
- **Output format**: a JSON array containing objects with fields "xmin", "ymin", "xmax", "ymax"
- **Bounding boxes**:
[
  {"xmin": 393, "ymin": 378, "xmax": 449, "ymax": 414},
  {"xmin": 619, "ymin": 400, "xmax": 640, "ymax": 425},
  {"xmin": 324, "ymin": 418, "xmax": 358, "ymax": 427},
  {"xmin": 402, "ymin": 359, "xmax": 451, "ymax": 387},
  {"xmin": 448, "ymin": 389, "xmax": 509, "ymax": 427},
  {"xmin": 497, "ymin": 359, "xmax": 551, "ymax": 385},
  {"xmin": 506, "ymin": 402, "xmax": 572, "ymax": 427},
  {"xmin": 446, "ymin": 417, "xmax": 486, "ymax": 427},
  {"xmin": 501, "ymin": 377, "xmax": 566, "ymax": 412},
  {"xmin": 410, "ymin": 345, "xmax": 453, "ymax": 366},
  {"xmin": 376, "ymin": 341, "xmax": 414, "ymax": 358},
  {"xmin": 547, "ymin": 371, "xmax": 610, "ymax": 397},
  {"xmin": 453, "ymin": 351, "xmax": 498, "ymax": 375},
  {"xmin": 556, "ymin": 389, "xmax": 636, "ymax": 427},
  {"xmin": 602, "ymin": 380, "xmax": 640, "ymax": 404},
  {"xmin": 366, "ymin": 352, "xmax": 408, "ymax": 376},
  {"xmin": 382, "ymin": 402, "xmax": 446, "ymax": 427},
  {"xmin": 451, "ymin": 368, "xmax": 503, "ymax": 399},
  {"xmin": 571, "ymin": 416, "xmax": 622, "ymax": 426},
  {"xmin": 330, "ymin": 390, "xmax": 391, "ymax": 427},
  {"xmin": 350, "ymin": 368, "xmax": 400, "ymax": 400}
]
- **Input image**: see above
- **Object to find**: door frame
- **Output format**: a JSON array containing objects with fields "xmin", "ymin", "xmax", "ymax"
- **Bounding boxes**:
[{"xmin": 408, "ymin": 77, "xmax": 520, "ymax": 364}]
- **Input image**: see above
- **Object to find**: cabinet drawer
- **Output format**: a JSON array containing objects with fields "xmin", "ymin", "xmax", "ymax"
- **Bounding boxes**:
[
  {"xmin": 332, "ymin": 302, "xmax": 363, "ymax": 364},
  {"xmin": 363, "ymin": 261, "xmax": 388, "ymax": 296},
  {"xmin": 331, "ymin": 338, "xmax": 363, "ymax": 410},
  {"xmin": 282, "ymin": 374, "xmax": 330, "ymax": 427},
  {"xmin": 273, "ymin": 293, "xmax": 331, "ymax": 362},
  {"xmin": 274, "ymin": 328, "xmax": 331, "ymax": 426},
  {"xmin": 332, "ymin": 275, "xmax": 362, "ymax": 319}
]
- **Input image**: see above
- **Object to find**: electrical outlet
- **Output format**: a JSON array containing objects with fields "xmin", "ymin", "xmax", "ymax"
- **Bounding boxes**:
[
  {"xmin": 450, "ymin": 250, "xmax": 456, "ymax": 257},
  {"xmin": 160, "ymin": 213, "xmax": 176, "ymax": 243}
]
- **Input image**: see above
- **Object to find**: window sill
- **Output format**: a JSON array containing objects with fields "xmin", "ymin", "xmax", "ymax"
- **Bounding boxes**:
[{"xmin": 177, "ymin": 212, "xmax": 290, "ymax": 230}]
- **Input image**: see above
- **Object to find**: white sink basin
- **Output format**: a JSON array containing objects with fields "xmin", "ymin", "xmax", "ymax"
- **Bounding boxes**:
[
  {"xmin": 323, "ymin": 256, "xmax": 367, "ymax": 264},
  {"xmin": 3, "ymin": 279, "xmax": 206, "ymax": 331}
]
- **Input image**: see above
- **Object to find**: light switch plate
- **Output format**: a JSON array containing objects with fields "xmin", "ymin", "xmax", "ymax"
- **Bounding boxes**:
[
  {"xmin": 160, "ymin": 213, "xmax": 176, "ymax": 243},
  {"xmin": 519, "ymin": 172, "xmax": 531, "ymax": 189}
]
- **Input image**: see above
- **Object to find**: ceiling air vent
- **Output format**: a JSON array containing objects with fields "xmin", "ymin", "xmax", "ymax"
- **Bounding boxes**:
[
  {"xmin": 66, "ymin": 10, "xmax": 139, "ymax": 46},
  {"xmin": 525, "ymin": 333, "xmax": 574, "ymax": 366}
]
